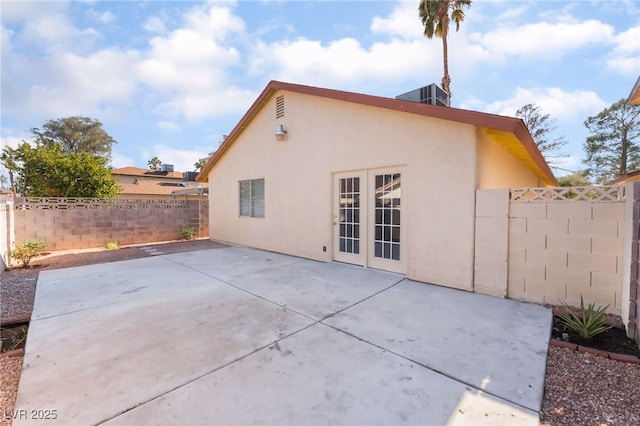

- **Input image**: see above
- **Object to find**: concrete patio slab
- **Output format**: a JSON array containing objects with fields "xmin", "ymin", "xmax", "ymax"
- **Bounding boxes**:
[
  {"xmin": 105, "ymin": 323, "xmax": 538, "ymax": 426},
  {"xmin": 14, "ymin": 246, "xmax": 551, "ymax": 425},
  {"xmin": 162, "ymin": 246, "xmax": 306, "ymax": 280},
  {"xmin": 324, "ymin": 280, "xmax": 552, "ymax": 412},
  {"xmin": 225, "ymin": 260, "xmax": 404, "ymax": 320}
]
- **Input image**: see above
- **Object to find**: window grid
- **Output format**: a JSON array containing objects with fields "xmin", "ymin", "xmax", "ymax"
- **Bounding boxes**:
[
  {"xmin": 239, "ymin": 178, "xmax": 265, "ymax": 218},
  {"xmin": 338, "ymin": 177, "xmax": 360, "ymax": 255},
  {"xmin": 374, "ymin": 173, "xmax": 400, "ymax": 261}
]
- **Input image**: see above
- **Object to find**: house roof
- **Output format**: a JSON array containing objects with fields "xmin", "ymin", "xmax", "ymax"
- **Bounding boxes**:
[
  {"xmin": 112, "ymin": 167, "xmax": 183, "ymax": 180},
  {"xmin": 197, "ymin": 80, "xmax": 558, "ymax": 186},
  {"xmin": 118, "ymin": 180, "xmax": 189, "ymax": 196},
  {"xmin": 608, "ymin": 169, "xmax": 640, "ymax": 185},
  {"xmin": 627, "ymin": 76, "xmax": 640, "ymax": 106}
]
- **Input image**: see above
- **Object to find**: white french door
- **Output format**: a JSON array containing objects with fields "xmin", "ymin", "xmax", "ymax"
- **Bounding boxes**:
[{"xmin": 333, "ymin": 167, "xmax": 406, "ymax": 274}]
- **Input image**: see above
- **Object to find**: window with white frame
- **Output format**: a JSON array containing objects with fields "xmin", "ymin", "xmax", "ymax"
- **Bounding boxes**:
[{"xmin": 239, "ymin": 178, "xmax": 265, "ymax": 218}]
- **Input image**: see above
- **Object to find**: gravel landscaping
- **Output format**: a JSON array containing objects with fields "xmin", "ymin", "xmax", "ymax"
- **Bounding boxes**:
[{"xmin": 1, "ymin": 240, "xmax": 639, "ymax": 425}]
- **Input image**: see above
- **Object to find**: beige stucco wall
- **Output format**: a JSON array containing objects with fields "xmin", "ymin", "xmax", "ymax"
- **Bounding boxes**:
[
  {"xmin": 208, "ymin": 90, "xmax": 541, "ymax": 291},
  {"xmin": 476, "ymin": 130, "xmax": 543, "ymax": 189}
]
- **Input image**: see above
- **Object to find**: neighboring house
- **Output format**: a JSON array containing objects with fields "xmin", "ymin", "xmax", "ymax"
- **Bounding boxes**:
[
  {"xmin": 627, "ymin": 75, "xmax": 640, "ymax": 106},
  {"xmin": 198, "ymin": 80, "xmax": 557, "ymax": 291},
  {"xmin": 112, "ymin": 166, "xmax": 207, "ymax": 200},
  {"xmin": 609, "ymin": 170, "xmax": 640, "ymax": 185}
]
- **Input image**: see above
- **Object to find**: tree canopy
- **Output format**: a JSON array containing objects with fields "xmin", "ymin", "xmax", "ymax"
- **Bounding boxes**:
[
  {"xmin": 583, "ymin": 99, "xmax": 640, "ymax": 184},
  {"xmin": 557, "ymin": 172, "xmax": 591, "ymax": 187},
  {"xmin": 194, "ymin": 157, "xmax": 208, "ymax": 172},
  {"xmin": 418, "ymin": 0, "xmax": 471, "ymax": 97},
  {"xmin": 516, "ymin": 103, "xmax": 567, "ymax": 164},
  {"xmin": 31, "ymin": 116, "xmax": 116, "ymax": 163},
  {"xmin": 12, "ymin": 142, "xmax": 119, "ymax": 198}
]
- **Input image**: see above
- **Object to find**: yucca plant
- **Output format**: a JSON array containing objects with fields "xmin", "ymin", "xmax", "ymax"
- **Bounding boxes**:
[{"xmin": 558, "ymin": 296, "xmax": 612, "ymax": 340}]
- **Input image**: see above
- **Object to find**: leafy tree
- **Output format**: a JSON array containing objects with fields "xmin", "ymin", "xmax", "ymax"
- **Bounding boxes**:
[
  {"xmin": 516, "ymin": 103, "xmax": 568, "ymax": 164},
  {"xmin": 194, "ymin": 157, "xmax": 208, "ymax": 172},
  {"xmin": 418, "ymin": 0, "xmax": 471, "ymax": 97},
  {"xmin": 0, "ymin": 174, "xmax": 7, "ymax": 189},
  {"xmin": 1, "ymin": 146, "xmax": 20, "ymax": 196},
  {"xmin": 583, "ymin": 99, "xmax": 640, "ymax": 184},
  {"xmin": 14, "ymin": 142, "xmax": 119, "ymax": 198},
  {"xmin": 147, "ymin": 156, "xmax": 162, "ymax": 170},
  {"xmin": 558, "ymin": 172, "xmax": 591, "ymax": 187},
  {"xmin": 31, "ymin": 116, "xmax": 116, "ymax": 163}
]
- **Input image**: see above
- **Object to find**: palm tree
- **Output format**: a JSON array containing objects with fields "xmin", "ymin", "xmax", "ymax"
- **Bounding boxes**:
[
  {"xmin": 418, "ymin": 0, "xmax": 471, "ymax": 98},
  {"xmin": 147, "ymin": 156, "xmax": 162, "ymax": 170},
  {"xmin": 194, "ymin": 157, "xmax": 208, "ymax": 172}
]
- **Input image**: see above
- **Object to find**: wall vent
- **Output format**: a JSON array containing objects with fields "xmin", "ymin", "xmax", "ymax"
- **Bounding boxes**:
[
  {"xmin": 276, "ymin": 95, "xmax": 285, "ymax": 118},
  {"xmin": 395, "ymin": 83, "xmax": 450, "ymax": 107}
]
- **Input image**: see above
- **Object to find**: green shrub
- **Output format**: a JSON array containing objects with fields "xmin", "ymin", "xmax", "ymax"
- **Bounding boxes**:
[
  {"xmin": 558, "ymin": 296, "xmax": 612, "ymax": 340},
  {"xmin": 181, "ymin": 226, "xmax": 197, "ymax": 240},
  {"xmin": 10, "ymin": 240, "xmax": 46, "ymax": 268}
]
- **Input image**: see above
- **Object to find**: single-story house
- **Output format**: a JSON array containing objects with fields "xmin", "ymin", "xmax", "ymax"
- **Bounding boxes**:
[
  {"xmin": 112, "ymin": 166, "xmax": 207, "ymax": 200},
  {"xmin": 198, "ymin": 80, "xmax": 557, "ymax": 291}
]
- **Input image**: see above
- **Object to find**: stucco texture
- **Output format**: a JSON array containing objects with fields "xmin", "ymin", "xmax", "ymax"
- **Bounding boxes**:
[{"xmin": 207, "ymin": 88, "xmax": 543, "ymax": 291}]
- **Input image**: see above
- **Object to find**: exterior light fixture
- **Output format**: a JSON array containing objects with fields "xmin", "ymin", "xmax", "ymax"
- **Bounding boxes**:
[{"xmin": 275, "ymin": 124, "xmax": 287, "ymax": 141}]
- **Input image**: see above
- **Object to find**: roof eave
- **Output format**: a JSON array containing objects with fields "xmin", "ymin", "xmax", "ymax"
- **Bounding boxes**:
[
  {"xmin": 627, "ymin": 76, "xmax": 640, "ymax": 106},
  {"xmin": 196, "ymin": 80, "xmax": 558, "ymax": 186}
]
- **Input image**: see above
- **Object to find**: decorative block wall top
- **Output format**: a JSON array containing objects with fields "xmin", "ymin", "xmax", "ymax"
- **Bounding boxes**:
[
  {"xmin": 510, "ymin": 186, "xmax": 623, "ymax": 203},
  {"xmin": 14, "ymin": 197, "xmax": 206, "ymax": 210}
]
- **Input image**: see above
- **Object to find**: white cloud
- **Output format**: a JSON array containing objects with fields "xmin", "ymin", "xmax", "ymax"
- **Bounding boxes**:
[
  {"xmin": 469, "ymin": 20, "xmax": 615, "ymax": 61},
  {"xmin": 87, "ymin": 9, "xmax": 115, "ymax": 24},
  {"xmin": 110, "ymin": 151, "xmax": 135, "ymax": 169},
  {"xmin": 143, "ymin": 16, "xmax": 167, "ymax": 34},
  {"xmin": 251, "ymin": 36, "xmax": 439, "ymax": 89},
  {"xmin": 6, "ymin": 48, "xmax": 140, "ymax": 119},
  {"xmin": 136, "ymin": 3, "xmax": 249, "ymax": 121},
  {"xmin": 460, "ymin": 87, "xmax": 607, "ymax": 121},
  {"xmin": 370, "ymin": 1, "xmax": 422, "ymax": 40},
  {"xmin": 607, "ymin": 26, "xmax": 640, "ymax": 75}
]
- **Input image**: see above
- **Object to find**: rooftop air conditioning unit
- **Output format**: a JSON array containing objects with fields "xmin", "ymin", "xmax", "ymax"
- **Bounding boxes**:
[
  {"xmin": 395, "ymin": 83, "xmax": 450, "ymax": 107},
  {"xmin": 183, "ymin": 171, "xmax": 198, "ymax": 182},
  {"xmin": 161, "ymin": 164, "xmax": 174, "ymax": 172}
]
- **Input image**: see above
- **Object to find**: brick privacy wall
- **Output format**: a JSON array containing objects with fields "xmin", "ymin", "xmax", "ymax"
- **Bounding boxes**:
[
  {"xmin": 13, "ymin": 198, "xmax": 209, "ymax": 251},
  {"xmin": 507, "ymin": 197, "xmax": 624, "ymax": 315}
]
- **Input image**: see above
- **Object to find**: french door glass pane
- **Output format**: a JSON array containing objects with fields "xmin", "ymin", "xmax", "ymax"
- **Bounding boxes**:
[
  {"xmin": 338, "ymin": 177, "xmax": 360, "ymax": 254},
  {"xmin": 374, "ymin": 173, "xmax": 400, "ymax": 261}
]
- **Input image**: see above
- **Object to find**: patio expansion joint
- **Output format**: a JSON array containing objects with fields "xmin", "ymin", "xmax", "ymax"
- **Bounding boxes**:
[
  {"xmin": 95, "ymin": 263, "xmax": 409, "ymax": 424},
  {"xmin": 95, "ymin": 316, "xmax": 321, "ymax": 425}
]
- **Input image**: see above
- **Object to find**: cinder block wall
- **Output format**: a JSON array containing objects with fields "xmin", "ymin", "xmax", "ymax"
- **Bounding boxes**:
[
  {"xmin": 12, "ymin": 198, "xmax": 209, "ymax": 251},
  {"xmin": 622, "ymin": 183, "xmax": 640, "ymax": 344},
  {"xmin": 0, "ymin": 200, "xmax": 11, "ymax": 272},
  {"xmin": 474, "ymin": 189, "xmax": 509, "ymax": 297},
  {"xmin": 475, "ymin": 186, "xmax": 626, "ymax": 316}
]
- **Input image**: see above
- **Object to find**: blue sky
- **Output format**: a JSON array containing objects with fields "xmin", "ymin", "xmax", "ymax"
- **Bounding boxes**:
[{"xmin": 2, "ymin": 0, "xmax": 639, "ymax": 177}]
